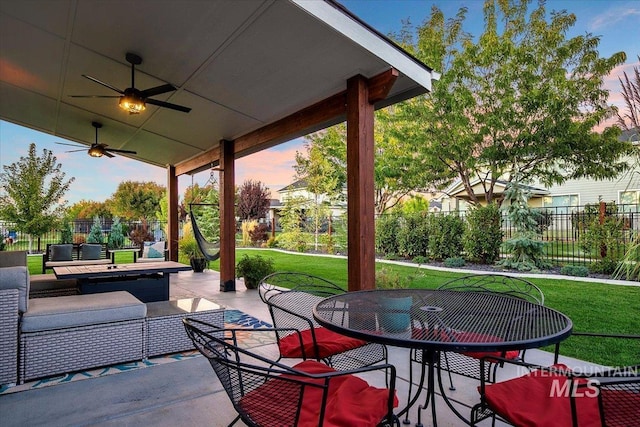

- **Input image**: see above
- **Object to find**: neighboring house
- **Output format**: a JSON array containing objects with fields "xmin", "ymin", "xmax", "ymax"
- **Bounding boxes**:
[{"xmin": 268, "ymin": 179, "xmax": 347, "ymax": 228}]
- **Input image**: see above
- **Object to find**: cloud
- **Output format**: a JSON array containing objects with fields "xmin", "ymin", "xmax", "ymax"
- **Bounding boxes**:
[{"xmin": 589, "ymin": 5, "xmax": 640, "ymax": 31}]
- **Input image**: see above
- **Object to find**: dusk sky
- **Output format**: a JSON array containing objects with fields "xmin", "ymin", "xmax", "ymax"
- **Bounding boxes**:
[{"xmin": 1, "ymin": 0, "xmax": 639, "ymax": 204}]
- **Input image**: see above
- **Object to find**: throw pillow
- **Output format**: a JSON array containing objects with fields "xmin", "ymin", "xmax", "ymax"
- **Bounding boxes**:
[
  {"xmin": 142, "ymin": 241, "xmax": 165, "ymax": 259},
  {"xmin": 81, "ymin": 244, "xmax": 102, "ymax": 260},
  {"xmin": 50, "ymin": 244, "xmax": 73, "ymax": 261}
]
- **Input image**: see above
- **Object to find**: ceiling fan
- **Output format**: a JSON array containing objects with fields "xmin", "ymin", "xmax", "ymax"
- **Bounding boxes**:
[
  {"xmin": 55, "ymin": 122, "xmax": 137, "ymax": 158},
  {"xmin": 70, "ymin": 52, "xmax": 191, "ymax": 114}
]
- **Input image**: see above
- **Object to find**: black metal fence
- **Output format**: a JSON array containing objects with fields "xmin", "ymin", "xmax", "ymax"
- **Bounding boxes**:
[
  {"xmin": 1, "ymin": 219, "xmax": 169, "ymax": 253},
  {"xmin": 2, "ymin": 202, "xmax": 639, "ymax": 267}
]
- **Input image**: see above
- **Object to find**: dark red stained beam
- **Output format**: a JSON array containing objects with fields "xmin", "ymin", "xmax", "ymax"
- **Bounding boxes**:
[{"xmin": 346, "ymin": 74, "xmax": 375, "ymax": 292}]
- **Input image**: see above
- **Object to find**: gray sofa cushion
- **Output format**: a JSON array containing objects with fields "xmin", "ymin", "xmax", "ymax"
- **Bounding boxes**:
[
  {"xmin": 50, "ymin": 244, "xmax": 73, "ymax": 261},
  {"xmin": 81, "ymin": 244, "xmax": 102, "ymax": 260},
  {"xmin": 21, "ymin": 291, "xmax": 147, "ymax": 332},
  {"xmin": 0, "ymin": 266, "xmax": 29, "ymax": 313}
]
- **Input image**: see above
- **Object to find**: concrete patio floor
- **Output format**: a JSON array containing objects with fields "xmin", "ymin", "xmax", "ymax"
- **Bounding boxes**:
[{"xmin": 1, "ymin": 269, "xmax": 568, "ymax": 427}]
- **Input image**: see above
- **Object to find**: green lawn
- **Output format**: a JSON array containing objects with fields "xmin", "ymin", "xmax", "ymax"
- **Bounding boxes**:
[{"xmin": 28, "ymin": 248, "xmax": 639, "ymax": 366}]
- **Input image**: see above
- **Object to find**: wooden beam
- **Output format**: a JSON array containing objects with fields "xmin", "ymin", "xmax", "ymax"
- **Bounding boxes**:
[
  {"xmin": 233, "ymin": 90, "xmax": 347, "ymax": 157},
  {"xmin": 368, "ymin": 68, "xmax": 399, "ymax": 103},
  {"xmin": 175, "ymin": 145, "xmax": 220, "ymax": 177},
  {"xmin": 167, "ymin": 165, "xmax": 179, "ymax": 262},
  {"xmin": 219, "ymin": 139, "xmax": 236, "ymax": 292},
  {"xmin": 174, "ymin": 68, "xmax": 398, "ymax": 176},
  {"xmin": 346, "ymin": 74, "xmax": 375, "ymax": 292}
]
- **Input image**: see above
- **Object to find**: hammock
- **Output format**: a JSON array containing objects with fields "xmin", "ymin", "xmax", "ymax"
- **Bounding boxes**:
[{"xmin": 189, "ymin": 203, "xmax": 220, "ymax": 262}]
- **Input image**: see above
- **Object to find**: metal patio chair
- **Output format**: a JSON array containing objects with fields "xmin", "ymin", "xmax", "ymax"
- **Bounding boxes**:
[
  {"xmin": 471, "ymin": 332, "xmax": 640, "ymax": 426},
  {"xmin": 410, "ymin": 274, "xmax": 545, "ymax": 390},
  {"xmin": 183, "ymin": 318, "xmax": 399, "ymax": 427},
  {"xmin": 259, "ymin": 272, "xmax": 388, "ymax": 372}
]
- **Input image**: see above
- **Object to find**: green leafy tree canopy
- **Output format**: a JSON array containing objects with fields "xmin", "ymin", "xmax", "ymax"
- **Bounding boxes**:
[
  {"xmin": 0, "ymin": 143, "xmax": 74, "ymax": 251},
  {"xmin": 110, "ymin": 181, "xmax": 165, "ymax": 220},
  {"xmin": 393, "ymin": 0, "xmax": 632, "ymax": 206}
]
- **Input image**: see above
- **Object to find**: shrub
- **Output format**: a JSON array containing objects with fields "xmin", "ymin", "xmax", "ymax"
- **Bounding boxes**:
[
  {"xmin": 265, "ymin": 236, "xmax": 278, "ymax": 248},
  {"xmin": 444, "ymin": 257, "xmax": 466, "ymax": 268},
  {"xmin": 277, "ymin": 230, "xmax": 310, "ymax": 252},
  {"xmin": 376, "ymin": 213, "xmax": 401, "ymax": 256},
  {"xmin": 59, "ymin": 221, "xmax": 74, "ymax": 244},
  {"xmin": 129, "ymin": 222, "xmax": 154, "ymax": 248},
  {"xmin": 87, "ymin": 216, "xmax": 104, "ymax": 244},
  {"xmin": 107, "ymin": 217, "xmax": 125, "ymax": 249},
  {"xmin": 590, "ymin": 258, "xmax": 620, "ymax": 275},
  {"xmin": 428, "ymin": 214, "xmax": 464, "ymax": 260},
  {"xmin": 463, "ymin": 204, "xmax": 502, "ymax": 264},
  {"xmin": 560, "ymin": 265, "xmax": 589, "ymax": 277},
  {"xmin": 249, "ymin": 223, "xmax": 269, "ymax": 245},
  {"xmin": 412, "ymin": 255, "xmax": 428, "ymax": 264},
  {"xmin": 236, "ymin": 254, "xmax": 275, "ymax": 289},
  {"xmin": 397, "ymin": 212, "xmax": 429, "ymax": 258}
]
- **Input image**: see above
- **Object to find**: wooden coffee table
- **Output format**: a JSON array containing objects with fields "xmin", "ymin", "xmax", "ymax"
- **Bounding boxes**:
[{"xmin": 53, "ymin": 261, "xmax": 192, "ymax": 302}]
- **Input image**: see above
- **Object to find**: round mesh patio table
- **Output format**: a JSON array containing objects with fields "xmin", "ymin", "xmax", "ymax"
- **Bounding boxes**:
[{"xmin": 313, "ymin": 288, "xmax": 573, "ymax": 426}]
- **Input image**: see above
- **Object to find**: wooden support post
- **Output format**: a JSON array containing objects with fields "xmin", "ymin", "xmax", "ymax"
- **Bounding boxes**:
[
  {"xmin": 346, "ymin": 75, "xmax": 375, "ymax": 292},
  {"xmin": 167, "ymin": 165, "xmax": 179, "ymax": 262},
  {"xmin": 220, "ymin": 139, "xmax": 236, "ymax": 291}
]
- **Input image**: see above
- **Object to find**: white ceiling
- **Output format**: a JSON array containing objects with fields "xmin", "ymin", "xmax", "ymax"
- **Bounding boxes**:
[{"xmin": 0, "ymin": 0, "xmax": 436, "ymax": 171}]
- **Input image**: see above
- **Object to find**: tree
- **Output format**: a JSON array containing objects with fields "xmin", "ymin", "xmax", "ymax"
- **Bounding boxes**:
[
  {"xmin": 498, "ymin": 179, "xmax": 550, "ymax": 271},
  {"xmin": 87, "ymin": 216, "xmax": 104, "ymax": 244},
  {"xmin": 237, "ymin": 180, "xmax": 270, "ymax": 221},
  {"xmin": 301, "ymin": 120, "xmax": 430, "ymax": 214},
  {"xmin": 66, "ymin": 199, "xmax": 111, "ymax": 220},
  {"xmin": 295, "ymin": 141, "xmax": 341, "ymax": 250},
  {"xmin": 110, "ymin": 181, "xmax": 165, "ymax": 220},
  {"xmin": 393, "ymin": 0, "xmax": 632, "ymax": 206},
  {"xmin": 107, "ymin": 216, "xmax": 125, "ymax": 249},
  {"xmin": 0, "ymin": 143, "xmax": 74, "ymax": 252}
]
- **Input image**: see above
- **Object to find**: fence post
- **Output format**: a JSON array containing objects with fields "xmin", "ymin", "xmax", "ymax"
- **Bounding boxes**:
[{"xmin": 599, "ymin": 201, "xmax": 607, "ymax": 259}]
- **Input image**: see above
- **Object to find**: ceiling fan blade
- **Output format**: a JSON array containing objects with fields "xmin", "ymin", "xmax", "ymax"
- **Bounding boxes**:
[
  {"xmin": 55, "ymin": 141, "xmax": 85, "ymax": 147},
  {"xmin": 64, "ymin": 149, "xmax": 87, "ymax": 153},
  {"xmin": 140, "ymin": 83, "xmax": 176, "ymax": 98},
  {"xmin": 146, "ymin": 98, "xmax": 191, "ymax": 113},
  {"xmin": 69, "ymin": 95, "xmax": 120, "ymax": 98},
  {"xmin": 82, "ymin": 74, "xmax": 124, "ymax": 94},
  {"xmin": 106, "ymin": 148, "xmax": 137, "ymax": 155},
  {"xmin": 103, "ymin": 151, "xmax": 115, "ymax": 158}
]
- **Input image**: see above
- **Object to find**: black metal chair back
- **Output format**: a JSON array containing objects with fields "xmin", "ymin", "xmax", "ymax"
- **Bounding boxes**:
[
  {"xmin": 183, "ymin": 318, "xmax": 399, "ymax": 427},
  {"xmin": 259, "ymin": 272, "xmax": 388, "ymax": 371},
  {"xmin": 437, "ymin": 274, "xmax": 544, "ymax": 305}
]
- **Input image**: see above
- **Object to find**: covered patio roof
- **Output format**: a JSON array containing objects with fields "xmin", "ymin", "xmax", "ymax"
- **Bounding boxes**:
[{"xmin": 0, "ymin": 0, "xmax": 438, "ymax": 290}]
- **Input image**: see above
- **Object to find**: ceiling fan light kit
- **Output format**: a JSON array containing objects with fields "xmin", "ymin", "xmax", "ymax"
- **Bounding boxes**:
[
  {"xmin": 70, "ymin": 52, "xmax": 191, "ymax": 114},
  {"xmin": 119, "ymin": 89, "xmax": 146, "ymax": 114},
  {"xmin": 55, "ymin": 121, "xmax": 137, "ymax": 158}
]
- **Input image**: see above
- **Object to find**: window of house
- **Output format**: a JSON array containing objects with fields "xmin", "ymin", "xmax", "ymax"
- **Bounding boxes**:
[
  {"xmin": 543, "ymin": 195, "xmax": 579, "ymax": 214},
  {"xmin": 619, "ymin": 190, "xmax": 640, "ymax": 212}
]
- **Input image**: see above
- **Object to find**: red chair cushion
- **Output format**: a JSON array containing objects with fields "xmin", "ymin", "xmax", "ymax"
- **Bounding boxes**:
[
  {"xmin": 278, "ymin": 327, "xmax": 368, "ymax": 359},
  {"xmin": 239, "ymin": 360, "xmax": 397, "ymax": 427},
  {"xmin": 483, "ymin": 364, "xmax": 602, "ymax": 427}
]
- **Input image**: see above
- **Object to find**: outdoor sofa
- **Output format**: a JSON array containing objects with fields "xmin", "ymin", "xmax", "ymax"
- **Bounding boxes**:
[
  {"xmin": 0, "ymin": 251, "xmax": 223, "ymax": 386},
  {"xmin": 42, "ymin": 243, "xmax": 112, "ymax": 273}
]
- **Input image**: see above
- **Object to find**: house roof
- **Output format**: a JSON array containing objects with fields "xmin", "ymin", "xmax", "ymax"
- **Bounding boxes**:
[
  {"xmin": 0, "ymin": 0, "xmax": 439, "ymax": 173},
  {"xmin": 445, "ymin": 178, "xmax": 549, "ymax": 198},
  {"xmin": 278, "ymin": 179, "xmax": 308, "ymax": 193}
]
